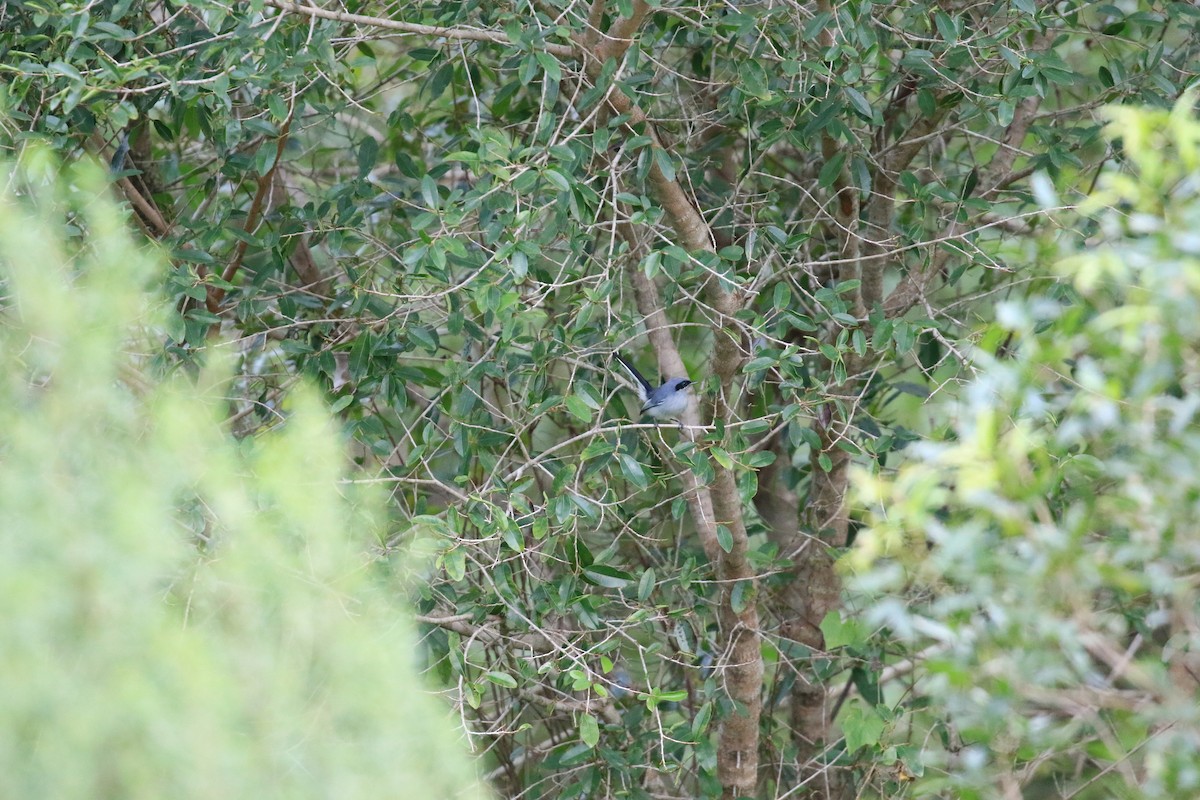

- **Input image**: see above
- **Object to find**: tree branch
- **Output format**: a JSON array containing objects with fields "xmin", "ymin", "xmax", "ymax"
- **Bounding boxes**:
[
  {"xmin": 861, "ymin": 106, "xmax": 950, "ymax": 312},
  {"xmin": 884, "ymin": 93, "xmax": 1041, "ymax": 317},
  {"xmin": 270, "ymin": 168, "xmax": 332, "ymax": 300},
  {"xmin": 979, "ymin": 94, "xmax": 1043, "ymax": 195},
  {"xmin": 579, "ymin": 7, "xmax": 760, "ymax": 796},
  {"xmin": 262, "ymin": 0, "xmax": 576, "ymax": 58},
  {"xmin": 205, "ymin": 114, "xmax": 294, "ymax": 315},
  {"xmin": 593, "ymin": 0, "xmax": 650, "ymax": 62}
]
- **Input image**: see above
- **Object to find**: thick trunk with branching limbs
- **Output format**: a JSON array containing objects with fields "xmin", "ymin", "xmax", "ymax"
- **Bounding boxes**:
[{"xmin": 579, "ymin": 4, "xmax": 763, "ymax": 797}]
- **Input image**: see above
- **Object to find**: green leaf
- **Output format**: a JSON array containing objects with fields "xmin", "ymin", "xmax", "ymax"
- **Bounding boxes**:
[
  {"xmin": 820, "ymin": 610, "xmax": 867, "ymax": 649},
  {"xmin": 171, "ymin": 248, "xmax": 215, "ymax": 265},
  {"xmin": 543, "ymin": 168, "xmax": 571, "ymax": 191},
  {"xmin": 892, "ymin": 321, "xmax": 916, "ymax": 352},
  {"xmin": 500, "ymin": 520, "xmax": 524, "ymax": 552},
  {"xmin": 638, "ymin": 568, "xmax": 656, "ymax": 602},
  {"xmin": 648, "ymin": 689, "xmax": 688, "ymax": 709},
  {"xmin": 818, "ymin": 151, "xmax": 846, "ymax": 188},
  {"xmin": 841, "ymin": 703, "xmax": 886, "ymax": 753},
  {"xmin": 653, "ymin": 147, "xmax": 676, "ymax": 183},
  {"xmin": 716, "ymin": 524, "xmax": 733, "ymax": 553},
  {"xmin": 421, "ymin": 174, "xmax": 440, "ymax": 208},
  {"xmin": 851, "ymin": 155, "xmax": 871, "ymax": 198},
  {"xmin": 254, "ymin": 140, "xmax": 277, "ymax": 177},
  {"xmin": 803, "ymin": 10, "xmax": 832, "ymax": 40},
  {"xmin": 564, "ymin": 535, "xmax": 593, "ymax": 569},
  {"xmin": 772, "ymin": 282, "xmax": 791, "ymax": 310},
  {"xmin": 428, "ymin": 62, "xmax": 454, "ymax": 99},
  {"xmin": 535, "ymin": 51, "xmax": 562, "ymax": 82},
  {"xmin": 617, "ymin": 453, "xmax": 650, "ymax": 489},
  {"xmin": 933, "ymin": 11, "xmax": 957, "ymax": 44},
  {"xmin": 642, "ymin": 250, "xmax": 661, "ymax": 278},
  {"xmin": 852, "ymin": 328, "xmax": 867, "ymax": 357},
  {"xmin": 581, "ymin": 440, "xmax": 616, "ymax": 460},
  {"xmin": 509, "ymin": 250, "xmax": 528, "ymax": 280},
  {"xmin": 565, "ymin": 394, "xmax": 593, "ymax": 423},
  {"xmin": 711, "ymin": 446, "xmax": 735, "ymax": 470},
  {"xmin": 48, "ymin": 61, "xmax": 83, "ymax": 81},
  {"xmin": 357, "ymin": 136, "xmax": 379, "ymax": 178},
  {"xmin": 852, "ymin": 666, "xmax": 882, "ymax": 706},
  {"xmin": 185, "ymin": 308, "xmax": 221, "ymax": 325},
  {"xmin": 582, "ymin": 564, "xmax": 633, "ymax": 588},
  {"xmin": 164, "ymin": 312, "xmax": 186, "ymax": 343},
  {"xmin": 739, "ymin": 59, "xmax": 770, "ymax": 98},
  {"xmin": 673, "ymin": 620, "xmax": 693, "ymax": 655},
  {"xmin": 996, "ymin": 99, "xmax": 1015, "ymax": 126},
  {"xmin": 917, "ymin": 88, "xmax": 936, "ymax": 117},
  {"xmin": 443, "ymin": 547, "xmax": 466, "ymax": 582},
  {"xmin": 266, "ymin": 93, "xmax": 288, "ymax": 122},
  {"xmin": 746, "ymin": 450, "xmax": 775, "ymax": 468},
  {"xmin": 579, "ymin": 713, "xmax": 600, "ymax": 748},
  {"xmin": 743, "ymin": 356, "xmax": 777, "ymax": 373},
  {"xmin": 573, "ymin": 493, "xmax": 599, "ymax": 521},
  {"xmin": 843, "ymin": 87, "xmax": 873, "ymax": 120},
  {"xmin": 960, "ymin": 168, "xmax": 978, "ymax": 201},
  {"xmin": 484, "ymin": 671, "xmax": 518, "ymax": 689},
  {"xmin": 892, "ymin": 381, "xmax": 930, "ymax": 399},
  {"xmin": 408, "ymin": 325, "xmax": 439, "ymax": 353},
  {"xmin": 730, "ymin": 579, "xmax": 752, "ymax": 614}
]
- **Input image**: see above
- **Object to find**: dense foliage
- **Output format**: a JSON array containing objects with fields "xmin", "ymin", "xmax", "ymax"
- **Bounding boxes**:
[
  {"xmin": 3, "ymin": 1, "xmax": 1200, "ymax": 797},
  {"xmin": 850, "ymin": 96, "xmax": 1200, "ymax": 798},
  {"xmin": 0, "ymin": 152, "xmax": 487, "ymax": 799}
]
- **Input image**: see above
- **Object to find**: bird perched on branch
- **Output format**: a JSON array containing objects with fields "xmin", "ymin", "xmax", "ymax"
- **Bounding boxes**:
[{"xmin": 614, "ymin": 353, "xmax": 693, "ymax": 422}]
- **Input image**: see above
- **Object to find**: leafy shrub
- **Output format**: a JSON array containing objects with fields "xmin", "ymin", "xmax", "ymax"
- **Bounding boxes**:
[
  {"xmin": 848, "ymin": 96, "xmax": 1200, "ymax": 798},
  {"xmin": 0, "ymin": 150, "xmax": 487, "ymax": 800}
]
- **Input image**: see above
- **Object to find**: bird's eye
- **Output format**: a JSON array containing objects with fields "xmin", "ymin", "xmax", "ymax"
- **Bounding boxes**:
[{"xmin": 677, "ymin": 380, "xmax": 692, "ymax": 389}]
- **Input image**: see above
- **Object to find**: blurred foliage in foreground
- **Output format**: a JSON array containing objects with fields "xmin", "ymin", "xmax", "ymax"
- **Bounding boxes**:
[
  {"xmin": 847, "ymin": 96, "xmax": 1200, "ymax": 797},
  {"xmin": 0, "ymin": 151, "xmax": 486, "ymax": 800}
]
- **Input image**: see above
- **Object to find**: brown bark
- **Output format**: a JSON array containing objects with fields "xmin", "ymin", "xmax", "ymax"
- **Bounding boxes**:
[
  {"xmin": 766, "ymin": 11, "xmax": 953, "ymax": 789},
  {"xmin": 764, "ymin": 392, "xmax": 855, "ymax": 796},
  {"xmin": 580, "ymin": 6, "xmax": 763, "ymax": 795},
  {"xmin": 753, "ymin": 433, "xmax": 799, "ymax": 541},
  {"xmin": 772, "ymin": 35, "xmax": 1052, "ymax": 791},
  {"xmin": 709, "ymin": 286, "xmax": 763, "ymax": 798},
  {"xmin": 206, "ymin": 114, "xmax": 294, "ymax": 315},
  {"xmin": 269, "ymin": 169, "xmax": 332, "ymax": 300}
]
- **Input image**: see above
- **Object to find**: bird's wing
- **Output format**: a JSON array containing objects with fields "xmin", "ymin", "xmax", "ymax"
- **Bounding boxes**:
[{"xmin": 614, "ymin": 353, "xmax": 652, "ymax": 404}]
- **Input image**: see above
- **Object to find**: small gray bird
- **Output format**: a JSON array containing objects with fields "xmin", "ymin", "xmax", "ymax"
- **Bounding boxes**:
[{"xmin": 614, "ymin": 353, "xmax": 693, "ymax": 421}]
